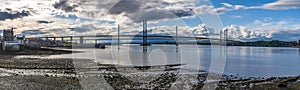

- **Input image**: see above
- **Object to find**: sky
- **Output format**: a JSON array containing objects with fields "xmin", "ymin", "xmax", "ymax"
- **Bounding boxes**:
[{"xmin": 0, "ymin": 0, "xmax": 299, "ymax": 41}]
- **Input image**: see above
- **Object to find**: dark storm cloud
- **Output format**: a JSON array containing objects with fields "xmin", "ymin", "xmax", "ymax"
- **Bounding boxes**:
[
  {"xmin": 129, "ymin": 10, "xmax": 179, "ymax": 23},
  {"xmin": 170, "ymin": 9, "xmax": 194, "ymax": 17},
  {"xmin": 53, "ymin": 0, "xmax": 78, "ymax": 12},
  {"xmin": 48, "ymin": 28, "xmax": 64, "ymax": 32},
  {"xmin": 72, "ymin": 27, "xmax": 92, "ymax": 33},
  {"xmin": 107, "ymin": 0, "xmax": 195, "ymax": 22},
  {"xmin": 69, "ymin": 24, "xmax": 98, "ymax": 33},
  {"xmin": 37, "ymin": 20, "xmax": 54, "ymax": 24},
  {"xmin": 53, "ymin": 0, "xmax": 196, "ymax": 23},
  {"xmin": 108, "ymin": 0, "xmax": 142, "ymax": 15},
  {"xmin": 0, "ymin": 10, "xmax": 30, "ymax": 20}
]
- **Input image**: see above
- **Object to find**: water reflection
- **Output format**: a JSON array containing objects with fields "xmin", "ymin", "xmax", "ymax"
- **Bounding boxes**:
[
  {"xmin": 298, "ymin": 48, "xmax": 300, "ymax": 55},
  {"xmin": 127, "ymin": 45, "xmax": 180, "ymax": 66},
  {"xmin": 15, "ymin": 45, "xmax": 300, "ymax": 78},
  {"xmin": 225, "ymin": 46, "xmax": 300, "ymax": 77}
]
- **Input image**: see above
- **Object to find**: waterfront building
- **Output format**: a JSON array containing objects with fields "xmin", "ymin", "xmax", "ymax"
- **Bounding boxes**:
[
  {"xmin": 0, "ymin": 28, "xmax": 22, "ymax": 51},
  {"xmin": 2, "ymin": 28, "xmax": 14, "ymax": 41}
]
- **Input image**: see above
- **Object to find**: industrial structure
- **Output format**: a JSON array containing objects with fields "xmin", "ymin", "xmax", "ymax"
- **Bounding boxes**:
[
  {"xmin": 2, "ymin": 28, "xmax": 14, "ymax": 41},
  {"xmin": 0, "ymin": 28, "xmax": 14, "ymax": 41},
  {"xmin": 0, "ymin": 28, "xmax": 24, "ymax": 51}
]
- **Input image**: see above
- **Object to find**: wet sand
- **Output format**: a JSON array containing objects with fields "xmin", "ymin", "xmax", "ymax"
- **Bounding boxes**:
[{"xmin": 0, "ymin": 48, "xmax": 300, "ymax": 89}]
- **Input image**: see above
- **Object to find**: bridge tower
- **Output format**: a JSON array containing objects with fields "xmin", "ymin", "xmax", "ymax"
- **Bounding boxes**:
[
  {"xmin": 224, "ymin": 29, "xmax": 228, "ymax": 42},
  {"xmin": 176, "ymin": 26, "xmax": 178, "ymax": 52},
  {"xmin": 142, "ymin": 20, "xmax": 148, "ymax": 51},
  {"xmin": 219, "ymin": 30, "xmax": 222, "ymax": 42},
  {"xmin": 118, "ymin": 24, "xmax": 120, "ymax": 50},
  {"xmin": 220, "ymin": 29, "xmax": 228, "ymax": 45}
]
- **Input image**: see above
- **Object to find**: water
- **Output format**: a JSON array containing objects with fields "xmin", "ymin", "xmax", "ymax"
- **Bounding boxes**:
[
  {"xmin": 15, "ymin": 45, "xmax": 300, "ymax": 77},
  {"xmin": 224, "ymin": 46, "xmax": 300, "ymax": 77}
]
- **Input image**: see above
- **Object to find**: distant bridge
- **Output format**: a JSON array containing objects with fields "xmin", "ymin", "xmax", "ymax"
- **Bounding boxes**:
[
  {"xmin": 26, "ymin": 34, "xmax": 238, "ymax": 44},
  {"xmin": 26, "ymin": 21, "xmax": 239, "ymax": 46}
]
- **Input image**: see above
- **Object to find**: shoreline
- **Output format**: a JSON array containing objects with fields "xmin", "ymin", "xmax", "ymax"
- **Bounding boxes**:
[
  {"xmin": 1, "ymin": 66, "xmax": 300, "ymax": 89},
  {"xmin": 0, "ymin": 58, "xmax": 299, "ymax": 89},
  {"xmin": 0, "ymin": 46, "xmax": 74, "ymax": 56},
  {"xmin": 0, "ymin": 47, "xmax": 300, "ymax": 89}
]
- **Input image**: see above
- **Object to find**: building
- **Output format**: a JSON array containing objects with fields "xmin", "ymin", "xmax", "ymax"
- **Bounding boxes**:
[
  {"xmin": 298, "ymin": 39, "xmax": 300, "ymax": 46},
  {"xmin": 2, "ymin": 28, "xmax": 14, "ymax": 41},
  {"xmin": 0, "ymin": 28, "xmax": 22, "ymax": 51}
]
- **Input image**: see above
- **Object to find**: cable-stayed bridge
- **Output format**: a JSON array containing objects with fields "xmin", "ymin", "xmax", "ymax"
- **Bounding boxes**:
[
  {"xmin": 26, "ymin": 34, "xmax": 238, "ymax": 45},
  {"xmin": 26, "ymin": 21, "xmax": 239, "ymax": 46}
]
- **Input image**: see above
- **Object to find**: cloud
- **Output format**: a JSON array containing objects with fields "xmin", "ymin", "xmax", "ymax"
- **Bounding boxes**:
[
  {"xmin": 0, "ymin": 0, "xmax": 84, "ymax": 37},
  {"xmin": 36, "ymin": 20, "xmax": 54, "ymax": 24},
  {"xmin": 0, "ymin": 11, "xmax": 30, "ymax": 20},
  {"xmin": 233, "ymin": 19, "xmax": 300, "ymax": 41},
  {"xmin": 194, "ymin": 3, "xmax": 247, "ymax": 15},
  {"xmin": 109, "ymin": 23, "xmax": 300, "ymax": 41},
  {"xmin": 72, "ymin": 22, "xmax": 100, "ymax": 33},
  {"xmin": 0, "ymin": 15, "xmax": 76, "ymax": 37},
  {"xmin": 1, "ymin": 0, "xmax": 298, "ymax": 41},
  {"xmin": 262, "ymin": 0, "xmax": 300, "ymax": 10},
  {"xmin": 232, "ymin": 15, "xmax": 242, "ymax": 18},
  {"xmin": 222, "ymin": 25, "xmax": 273, "ymax": 40},
  {"xmin": 128, "ymin": 10, "xmax": 193, "ymax": 23},
  {"xmin": 53, "ymin": 0, "xmax": 79, "ymax": 12},
  {"xmin": 21, "ymin": 30, "xmax": 48, "ymax": 35},
  {"xmin": 99, "ymin": 24, "xmax": 214, "ymax": 38},
  {"xmin": 52, "ymin": 0, "xmax": 198, "ymax": 23},
  {"xmin": 250, "ymin": 18, "xmax": 300, "ymax": 41},
  {"xmin": 234, "ymin": 5, "xmax": 246, "ymax": 10},
  {"xmin": 251, "ymin": 19, "xmax": 288, "ymax": 28},
  {"xmin": 221, "ymin": 0, "xmax": 300, "ymax": 10},
  {"xmin": 108, "ymin": 0, "xmax": 197, "ymax": 22},
  {"xmin": 220, "ymin": 3, "xmax": 246, "ymax": 10},
  {"xmin": 193, "ymin": 5, "xmax": 229, "ymax": 14},
  {"xmin": 183, "ymin": 24, "xmax": 212, "ymax": 36},
  {"xmin": 50, "ymin": 0, "xmax": 236, "ymax": 23},
  {"xmin": 0, "ymin": 0, "xmax": 229, "ymax": 37},
  {"xmin": 221, "ymin": 3, "xmax": 233, "ymax": 8},
  {"xmin": 107, "ymin": 0, "xmax": 142, "ymax": 15}
]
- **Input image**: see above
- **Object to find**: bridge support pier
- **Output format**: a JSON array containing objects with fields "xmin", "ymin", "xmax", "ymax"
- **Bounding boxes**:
[
  {"xmin": 79, "ymin": 37, "xmax": 84, "ymax": 44},
  {"xmin": 70, "ymin": 37, "xmax": 73, "ymax": 42}
]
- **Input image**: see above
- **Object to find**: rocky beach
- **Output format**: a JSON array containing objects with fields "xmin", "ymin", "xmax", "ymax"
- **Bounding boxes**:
[{"xmin": 0, "ymin": 47, "xmax": 300, "ymax": 89}]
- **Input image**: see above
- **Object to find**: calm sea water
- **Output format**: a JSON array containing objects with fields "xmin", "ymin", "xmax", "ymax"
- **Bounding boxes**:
[
  {"xmin": 17, "ymin": 45, "xmax": 300, "ymax": 77},
  {"xmin": 224, "ymin": 46, "xmax": 300, "ymax": 77}
]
